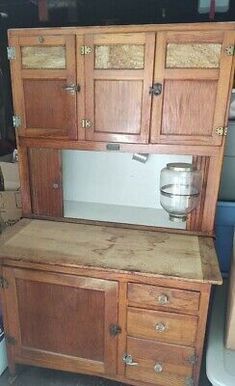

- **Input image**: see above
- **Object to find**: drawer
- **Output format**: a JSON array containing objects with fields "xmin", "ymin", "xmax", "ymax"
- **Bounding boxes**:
[
  {"xmin": 128, "ymin": 283, "xmax": 200, "ymax": 314},
  {"xmin": 124, "ymin": 337, "xmax": 195, "ymax": 386},
  {"xmin": 127, "ymin": 308, "xmax": 198, "ymax": 346}
]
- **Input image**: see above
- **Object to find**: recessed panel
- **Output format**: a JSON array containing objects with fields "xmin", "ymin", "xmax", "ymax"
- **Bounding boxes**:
[
  {"xmin": 23, "ymin": 79, "xmax": 73, "ymax": 132},
  {"xmin": 95, "ymin": 45, "xmax": 145, "ymax": 69},
  {"xmin": 162, "ymin": 80, "xmax": 217, "ymax": 136},
  {"xmin": 21, "ymin": 46, "xmax": 66, "ymax": 69},
  {"xmin": 166, "ymin": 43, "xmax": 221, "ymax": 68},
  {"xmin": 94, "ymin": 80, "xmax": 142, "ymax": 134}
]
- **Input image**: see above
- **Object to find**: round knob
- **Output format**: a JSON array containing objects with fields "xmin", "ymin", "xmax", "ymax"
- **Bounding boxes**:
[
  {"xmin": 154, "ymin": 363, "xmax": 163, "ymax": 373},
  {"xmin": 155, "ymin": 322, "xmax": 166, "ymax": 333},
  {"xmin": 38, "ymin": 35, "xmax": 45, "ymax": 43},
  {"xmin": 158, "ymin": 294, "xmax": 169, "ymax": 305},
  {"xmin": 52, "ymin": 183, "xmax": 59, "ymax": 190}
]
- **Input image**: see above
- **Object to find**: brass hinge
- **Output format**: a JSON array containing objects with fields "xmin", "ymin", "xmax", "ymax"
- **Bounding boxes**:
[
  {"xmin": 0, "ymin": 276, "xmax": 9, "ymax": 289},
  {"xmin": 225, "ymin": 45, "xmax": 235, "ymax": 56},
  {"xmin": 80, "ymin": 45, "xmax": 92, "ymax": 55},
  {"xmin": 7, "ymin": 46, "xmax": 16, "ymax": 60},
  {"xmin": 5, "ymin": 335, "xmax": 17, "ymax": 345},
  {"xmin": 81, "ymin": 119, "xmax": 92, "ymax": 129},
  {"xmin": 215, "ymin": 126, "xmax": 228, "ymax": 136},
  {"xmin": 13, "ymin": 115, "xmax": 21, "ymax": 129}
]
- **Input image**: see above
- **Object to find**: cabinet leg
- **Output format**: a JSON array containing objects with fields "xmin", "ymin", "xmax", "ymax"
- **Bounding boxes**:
[{"xmin": 8, "ymin": 360, "xmax": 16, "ymax": 376}]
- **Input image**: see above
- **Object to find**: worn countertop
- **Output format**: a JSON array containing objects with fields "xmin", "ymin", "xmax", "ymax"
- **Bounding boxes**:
[{"xmin": 0, "ymin": 218, "xmax": 222, "ymax": 284}]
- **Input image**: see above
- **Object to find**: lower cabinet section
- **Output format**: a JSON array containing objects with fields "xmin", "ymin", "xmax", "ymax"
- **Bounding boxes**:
[{"xmin": 1, "ymin": 265, "xmax": 211, "ymax": 386}]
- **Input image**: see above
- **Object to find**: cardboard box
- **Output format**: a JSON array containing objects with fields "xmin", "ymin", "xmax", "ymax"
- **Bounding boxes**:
[
  {"xmin": 225, "ymin": 230, "xmax": 235, "ymax": 349},
  {"xmin": 0, "ymin": 190, "xmax": 22, "ymax": 223}
]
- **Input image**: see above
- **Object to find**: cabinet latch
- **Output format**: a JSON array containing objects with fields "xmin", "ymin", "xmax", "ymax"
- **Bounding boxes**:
[
  {"xmin": 225, "ymin": 45, "xmax": 235, "ymax": 56},
  {"xmin": 0, "ymin": 276, "xmax": 9, "ymax": 289},
  {"xmin": 5, "ymin": 335, "xmax": 17, "ymax": 345},
  {"xmin": 13, "ymin": 115, "xmax": 21, "ymax": 129},
  {"xmin": 109, "ymin": 324, "xmax": 122, "ymax": 336},
  {"xmin": 215, "ymin": 126, "xmax": 228, "ymax": 136},
  {"xmin": 81, "ymin": 119, "xmax": 92, "ymax": 129},
  {"xmin": 80, "ymin": 46, "xmax": 92, "ymax": 55},
  {"xmin": 122, "ymin": 354, "xmax": 139, "ymax": 366},
  {"xmin": 7, "ymin": 46, "xmax": 16, "ymax": 60}
]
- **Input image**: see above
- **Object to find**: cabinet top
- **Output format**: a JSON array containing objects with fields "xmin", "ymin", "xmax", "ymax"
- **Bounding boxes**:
[
  {"xmin": 0, "ymin": 219, "xmax": 222, "ymax": 284},
  {"xmin": 8, "ymin": 21, "xmax": 235, "ymax": 36}
]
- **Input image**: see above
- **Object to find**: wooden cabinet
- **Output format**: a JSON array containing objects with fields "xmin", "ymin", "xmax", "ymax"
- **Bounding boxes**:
[
  {"xmin": 2, "ymin": 267, "xmax": 119, "ymax": 376},
  {"xmin": 9, "ymin": 23, "xmax": 235, "ymax": 146},
  {"xmin": 0, "ymin": 219, "xmax": 222, "ymax": 386}
]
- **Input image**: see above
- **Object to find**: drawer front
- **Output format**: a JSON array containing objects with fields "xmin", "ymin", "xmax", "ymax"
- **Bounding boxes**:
[
  {"xmin": 128, "ymin": 283, "xmax": 200, "ymax": 314},
  {"xmin": 127, "ymin": 308, "xmax": 198, "ymax": 346},
  {"xmin": 125, "ymin": 337, "xmax": 195, "ymax": 386}
]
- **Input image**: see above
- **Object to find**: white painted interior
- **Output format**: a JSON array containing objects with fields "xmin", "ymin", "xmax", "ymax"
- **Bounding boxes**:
[{"xmin": 62, "ymin": 150, "xmax": 192, "ymax": 229}]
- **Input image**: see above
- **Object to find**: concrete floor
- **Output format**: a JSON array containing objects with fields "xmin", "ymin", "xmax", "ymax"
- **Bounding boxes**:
[{"xmin": 0, "ymin": 364, "xmax": 211, "ymax": 386}]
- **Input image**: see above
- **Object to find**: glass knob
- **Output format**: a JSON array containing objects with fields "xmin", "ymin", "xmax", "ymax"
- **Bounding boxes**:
[
  {"xmin": 155, "ymin": 322, "xmax": 166, "ymax": 333},
  {"xmin": 158, "ymin": 294, "xmax": 169, "ymax": 305},
  {"xmin": 154, "ymin": 363, "xmax": 163, "ymax": 373}
]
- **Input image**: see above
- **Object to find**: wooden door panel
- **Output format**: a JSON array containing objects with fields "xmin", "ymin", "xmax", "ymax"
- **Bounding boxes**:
[
  {"xmin": 161, "ymin": 80, "xmax": 217, "ymax": 136},
  {"xmin": 83, "ymin": 32, "xmax": 155, "ymax": 143},
  {"xmin": 9, "ymin": 34, "xmax": 78, "ymax": 139},
  {"xmin": 28, "ymin": 148, "xmax": 63, "ymax": 217},
  {"xmin": 94, "ymin": 80, "xmax": 142, "ymax": 135},
  {"xmin": 151, "ymin": 30, "xmax": 235, "ymax": 145},
  {"xmin": 3, "ymin": 268, "xmax": 118, "ymax": 375}
]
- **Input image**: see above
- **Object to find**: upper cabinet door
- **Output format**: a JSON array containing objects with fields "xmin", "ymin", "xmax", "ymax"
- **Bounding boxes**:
[
  {"xmin": 150, "ymin": 31, "xmax": 235, "ymax": 146},
  {"xmin": 10, "ymin": 34, "xmax": 79, "ymax": 139},
  {"xmin": 82, "ymin": 33, "xmax": 155, "ymax": 143}
]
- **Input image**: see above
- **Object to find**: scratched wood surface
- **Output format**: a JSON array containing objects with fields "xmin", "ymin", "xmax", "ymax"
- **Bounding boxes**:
[{"xmin": 0, "ymin": 219, "xmax": 222, "ymax": 284}]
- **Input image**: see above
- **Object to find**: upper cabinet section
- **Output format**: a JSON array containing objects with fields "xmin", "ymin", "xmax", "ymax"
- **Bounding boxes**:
[
  {"xmin": 9, "ymin": 34, "xmax": 78, "ymax": 139},
  {"xmin": 150, "ymin": 30, "xmax": 235, "ymax": 146},
  {"xmin": 81, "ymin": 33, "xmax": 155, "ymax": 143},
  {"xmin": 8, "ymin": 24, "xmax": 235, "ymax": 146}
]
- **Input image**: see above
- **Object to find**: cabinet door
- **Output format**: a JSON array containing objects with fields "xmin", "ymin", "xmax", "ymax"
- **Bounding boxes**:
[
  {"xmin": 28, "ymin": 148, "xmax": 63, "ymax": 217},
  {"xmin": 151, "ymin": 30, "xmax": 235, "ymax": 146},
  {"xmin": 10, "ymin": 34, "xmax": 79, "ymax": 139},
  {"xmin": 82, "ymin": 33, "xmax": 155, "ymax": 143},
  {"xmin": 2, "ymin": 267, "xmax": 119, "ymax": 376}
]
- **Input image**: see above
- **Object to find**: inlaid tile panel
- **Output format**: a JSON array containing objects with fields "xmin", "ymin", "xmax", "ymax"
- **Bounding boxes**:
[
  {"xmin": 21, "ymin": 46, "xmax": 66, "ymax": 69},
  {"xmin": 95, "ymin": 44, "xmax": 145, "ymax": 69}
]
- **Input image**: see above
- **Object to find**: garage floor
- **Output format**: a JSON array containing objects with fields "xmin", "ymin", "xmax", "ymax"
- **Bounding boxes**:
[{"xmin": 0, "ymin": 363, "xmax": 211, "ymax": 386}]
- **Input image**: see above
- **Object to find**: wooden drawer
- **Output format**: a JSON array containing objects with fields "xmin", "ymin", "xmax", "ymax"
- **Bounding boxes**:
[
  {"xmin": 124, "ymin": 337, "xmax": 195, "ymax": 386},
  {"xmin": 128, "ymin": 283, "xmax": 200, "ymax": 314},
  {"xmin": 127, "ymin": 308, "xmax": 198, "ymax": 346}
]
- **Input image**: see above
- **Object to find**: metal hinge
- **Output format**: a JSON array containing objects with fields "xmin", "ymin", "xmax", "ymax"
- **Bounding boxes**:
[
  {"xmin": 13, "ymin": 115, "xmax": 21, "ymax": 129},
  {"xmin": 225, "ymin": 45, "xmax": 235, "ymax": 56},
  {"xmin": 215, "ymin": 126, "xmax": 228, "ymax": 136},
  {"xmin": 80, "ymin": 45, "xmax": 92, "ymax": 55},
  {"xmin": 5, "ymin": 335, "xmax": 16, "ymax": 345},
  {"xmin": 81, "ymin": 119, "xmax": 92, "ymax": 129},
  {"xmin": 0, "ymin": 276, "xmax": 9, "ymax": 289},
  {"xmin": 7, "ymin": 46, "xmax": 16, "ymax": 60}
]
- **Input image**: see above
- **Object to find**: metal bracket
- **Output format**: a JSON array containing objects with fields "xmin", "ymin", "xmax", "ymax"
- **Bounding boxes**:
[
  {"xmin": 13, "ymin": 115, "xmax": 21, "ymax": 129},
  {"xmin": 5, "ymin": 335, "xmax": 16, "ymax": 345},
  {"xmin": 225, "ymin": 45, "xmax": 235, "ymax": 56},
  {"xmin": 80, "ymin": 46, "xmax": 92, "ymax": 55},
  {"xmin": 215, "ymin": 126, "xmax": 228, "ymax": 136},
  {"xmin": 7, "ymin": 46, "xmax": 16, "ymax": 60},
  {"xmin": 0, "ymin": 276, "xmax": 9, "ymax": 289},
  {"xmin": 106, "ymin": 143, "xmax": 120, "ymax": 151},
  {"xmin": 81, "ymin": 119, "xmax": 92, "ymax": 129}
]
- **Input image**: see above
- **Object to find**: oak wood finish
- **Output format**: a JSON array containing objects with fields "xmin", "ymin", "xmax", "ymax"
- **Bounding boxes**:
[{"xmin": 28, "ymin": 148, "xmax": 63, "ymax": 217}]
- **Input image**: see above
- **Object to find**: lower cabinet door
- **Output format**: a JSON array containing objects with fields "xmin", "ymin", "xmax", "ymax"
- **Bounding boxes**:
[
  {"xmin": 125, "ymin": 337, "xmax": 195, "ymax": 386},
  {"xmin": 2, "ymin": 267, "xmax": 119, "ymax": 375}
]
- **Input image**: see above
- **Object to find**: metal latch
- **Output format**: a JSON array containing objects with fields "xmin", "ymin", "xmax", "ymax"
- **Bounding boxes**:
[
  {"xmin": 109, "ymin": 324, "xmax": 122, "ymax": 336},
  {"xmin": 7, "ymin": 46, "xmax": 16, "ymax": 60},
  {"xmin": 81, "ymin": 119, "xmax": 92, "ymax": 129},
  {"xmin": 215, "ymin": 126, "xmax": 228, "ymax": 136},
  {"xmin": 13, "ymin": 115, "xmax": 21, "ymax": 129},
  {"xmin": 80, "ymin": 46, "xmax": 92, "ymax": 55},
  {"xmin": 122, "ymin": 354, "xmax": 139, "ymax": 366},
  {"xmin": 0, "ymin": 276, "xmax": 9, "ymax": 289},
  {"xmin": 225, "ymin": 45, "xmax": 235, "ymax": 56},
  {"xmin": 149, "ymin": 83, "xmax": 162, "ymax": 96}
]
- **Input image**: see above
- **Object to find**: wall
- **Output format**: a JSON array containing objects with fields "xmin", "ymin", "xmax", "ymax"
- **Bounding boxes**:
[{"xmin": 219, "ymin": 121, "xmax": 235, "ymax": 201}]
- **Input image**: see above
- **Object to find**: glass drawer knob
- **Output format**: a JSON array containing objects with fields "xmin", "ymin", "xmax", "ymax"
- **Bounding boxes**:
[
  {"xmin": 155, "ymin": 322, "xmax": 166, "ymax": 332},
  {"xmin": 154, "ymin": 363, "xmax": 163, "ymax": 373},
  {"xmin": 158, "ymin": 294, "xmax": 169, "ymax": 304}
]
